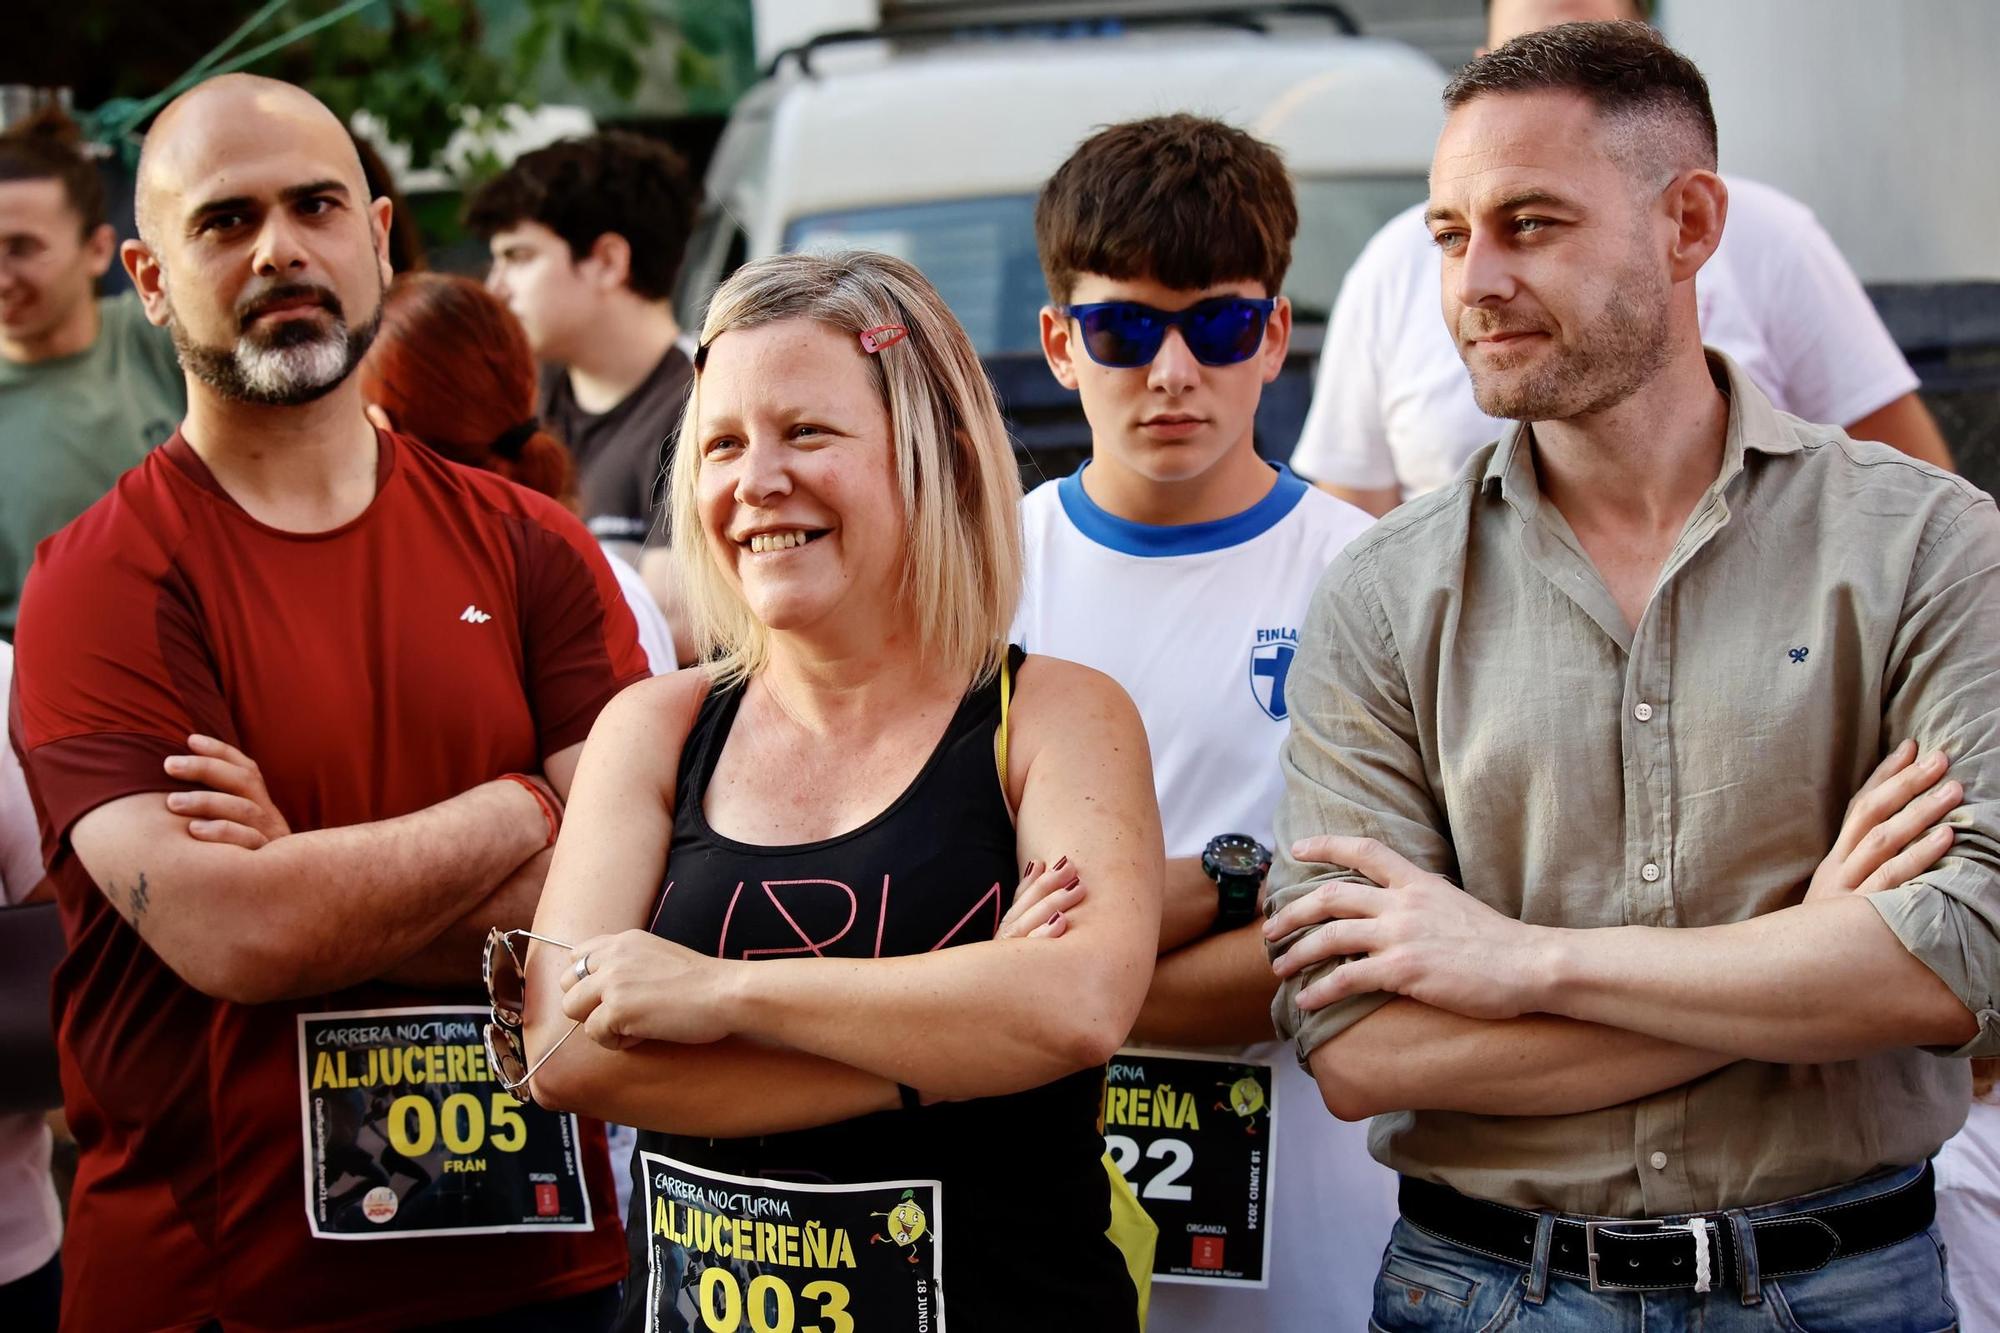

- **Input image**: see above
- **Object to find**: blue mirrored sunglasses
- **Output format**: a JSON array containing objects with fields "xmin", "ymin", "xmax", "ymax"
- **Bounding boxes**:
[{"xmin": 1057, "ymin": 297, "xmax": 1277, "ymax": 369}]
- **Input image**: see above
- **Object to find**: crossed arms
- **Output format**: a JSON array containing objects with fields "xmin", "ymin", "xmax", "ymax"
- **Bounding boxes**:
[
  {"xmin": 1270, "ymin": 822, "xmax": 1976, "ymax": 1123},
  {"xmin": 1264, "ymin": 517, "xmax": 2000, "ymax": 1123},
  {"xmin": 69, "ymin": 738, "xmax": 575, "ymax": 1005},
  {"xmin": 521, "ymin": 660, "xmax": 1163, "ymax": 1138}
]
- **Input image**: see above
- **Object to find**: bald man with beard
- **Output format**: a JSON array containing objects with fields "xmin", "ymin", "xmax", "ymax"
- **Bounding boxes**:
[{"xmin": 8, "ymin": 76, "xmax": 644, "ymax": 1331}]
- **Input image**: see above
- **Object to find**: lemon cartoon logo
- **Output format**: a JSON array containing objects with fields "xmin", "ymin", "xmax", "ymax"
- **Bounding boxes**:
[
  {"xmin": 869, "ymin": 1189, "xmax": 930, "ymax": 1264},
  {"xmin": 1214, "ymin": 1074, "xmax": 1266, "ymax": 1135}
]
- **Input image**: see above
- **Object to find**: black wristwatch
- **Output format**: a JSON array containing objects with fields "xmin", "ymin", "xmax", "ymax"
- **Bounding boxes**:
[{"xmin": 1202, "ymin": 833, "xmax": 1272, "ymax": 929}]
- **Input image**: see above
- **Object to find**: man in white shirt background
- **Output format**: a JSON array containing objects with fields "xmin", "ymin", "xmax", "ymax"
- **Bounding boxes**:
[{"xmin": 1293, "ymin": 0, "xmax": 1955, "ymax": 516}]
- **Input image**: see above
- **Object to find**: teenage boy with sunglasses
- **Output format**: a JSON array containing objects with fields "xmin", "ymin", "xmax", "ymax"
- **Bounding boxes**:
[{"xmin": 1013, "ymin": 113, "xmax": 1389, "ymax": 1331}]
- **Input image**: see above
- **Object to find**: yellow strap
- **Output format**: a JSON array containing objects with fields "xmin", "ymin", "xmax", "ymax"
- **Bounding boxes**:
[
  {"xmin": 993, "ymin": 652, "xmax": 1012, "ymax": 789},
  {"xmin": 1103, "ymin": 1151, "xmax": 1156, "ymax": 1324}
]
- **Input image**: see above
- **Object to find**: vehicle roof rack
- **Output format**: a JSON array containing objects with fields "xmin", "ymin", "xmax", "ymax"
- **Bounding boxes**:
[{"xmin": 764, "ymin": 3, "xmax": 1363, "ymax": 79}]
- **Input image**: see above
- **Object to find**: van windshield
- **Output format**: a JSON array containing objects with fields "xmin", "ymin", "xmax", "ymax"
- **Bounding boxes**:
[{"xmin": 784, "ymin": 177, "xmax": 1427, "ymax": 356}]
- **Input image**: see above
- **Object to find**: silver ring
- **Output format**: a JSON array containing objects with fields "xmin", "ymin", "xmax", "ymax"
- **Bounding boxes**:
[{"xmin": 573, "ymin": 953, "xmax": 591, "ymax": 982}]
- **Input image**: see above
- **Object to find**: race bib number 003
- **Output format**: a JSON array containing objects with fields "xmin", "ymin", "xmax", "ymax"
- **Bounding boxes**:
[
  {"xmin": 1104, "ymin": 1049, "xmax": 1276, "ymax": 1287},
  {"xmin": 298, "ymin": 1006, "xmax": 594, "ymax": 1239},
  {"xmin": 640, "ymin": 1150, "xmax": 944, "ymax": 1333}
]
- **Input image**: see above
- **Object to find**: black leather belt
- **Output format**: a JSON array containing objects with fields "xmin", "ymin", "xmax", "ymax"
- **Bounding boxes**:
[{"xmin": 1397, "ymin": 1164, "xmax": 1935, "ymax": 1294}]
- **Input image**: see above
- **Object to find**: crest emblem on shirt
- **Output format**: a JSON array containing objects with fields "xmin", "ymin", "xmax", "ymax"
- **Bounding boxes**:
[{"xmin": 1249, "ymin": 629, "xmax": 1299, "ymax": 721}]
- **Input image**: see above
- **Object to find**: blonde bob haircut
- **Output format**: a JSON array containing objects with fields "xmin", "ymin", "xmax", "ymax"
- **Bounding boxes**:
[{"xmin": 668, "ymin": 250, "xmax": 1023, "ymax": 688}]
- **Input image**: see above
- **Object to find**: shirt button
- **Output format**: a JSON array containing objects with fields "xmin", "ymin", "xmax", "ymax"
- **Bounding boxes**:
[
  {"xmin": 1633, "ymin": 702, "xmax": 1654, "ymax": 722},
  {"xmin": 1641, "ymin": 862, "xmax": 1662, "ymax": 882},
  {"xmin": 1650, "ymin": 1152, "xmax": 1669, "ymax": 1170}
]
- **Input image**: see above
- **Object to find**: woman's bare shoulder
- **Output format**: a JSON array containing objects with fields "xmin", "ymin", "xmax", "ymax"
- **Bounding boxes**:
[
  {"xmin": 1007, "ymin": 653, "xmax": 1149, "ymax": 774},
  {"xmin": 588, "ymin": 669, "xmax": 716, "ymax": 768},
  {"xmin": 1012, "ymin": 653, "xmax": 1140, "ymax": 723}
]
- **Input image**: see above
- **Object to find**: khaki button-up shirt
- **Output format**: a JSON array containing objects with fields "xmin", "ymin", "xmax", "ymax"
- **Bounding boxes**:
[{"xmin": 1269, "ymin": 352, "xmax": 2000, "ymax": 1217}]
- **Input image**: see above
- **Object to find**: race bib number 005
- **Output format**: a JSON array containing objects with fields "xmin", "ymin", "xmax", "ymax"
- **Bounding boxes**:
[
  {"xmin": 1104, "ymin": 1049, "xmax": 1276, "ymax": 1287},
  {"xmin": 298, "ymin": 1006, "xmax": 594, "ymax": 1239},
  {"xmin": 640, "ymin": 1150, "xmax": 944, "ymax": 1333}
]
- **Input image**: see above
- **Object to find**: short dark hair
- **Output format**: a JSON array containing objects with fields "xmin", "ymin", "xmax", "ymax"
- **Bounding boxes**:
[
  {"xmin": 1445, "ymin": 21, "xmax": 1717, "ymax": 174},
  {"xmin": 1035, "ymin": 113, "xmax": 1296, "ymax": 304},
  {"xmin": 0, "ymin": 108, "xmax": 106, "ymax": 234},
  {"xmin": 463, "ymin": 130, "xmax": 698, "ymax": 302}
]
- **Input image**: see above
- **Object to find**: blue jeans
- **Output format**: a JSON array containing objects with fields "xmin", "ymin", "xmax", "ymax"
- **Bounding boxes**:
[{"xmin": 1369, "ymin": 1165, "xmax": 1960, "ymax": 1332}]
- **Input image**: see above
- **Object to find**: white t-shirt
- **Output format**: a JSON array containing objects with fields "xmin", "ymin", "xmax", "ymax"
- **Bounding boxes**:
[
  {"xmin": 1292, "ymin": 179, "xmax": 1921, "ymax": 497},
  {"xmin": 1015, "ymin": 463, "xmax": 1395, "ymax": 1333},
  {"xmin": 1938, "ymin": 1099, "xmax": 2000, "ymax": 1333},
  {"xmin": 604, "ymin": 546, "xmax": 677, "ymax": 676},
  {"xmin": 0, "ymin": 641, "xmax": 62, "ymax": 1286}
]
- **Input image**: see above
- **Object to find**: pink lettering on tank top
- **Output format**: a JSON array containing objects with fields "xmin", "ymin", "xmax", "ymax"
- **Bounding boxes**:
[{"xmin": 696, "ymin": 875, "xmax": 1006, "ymax": 960}]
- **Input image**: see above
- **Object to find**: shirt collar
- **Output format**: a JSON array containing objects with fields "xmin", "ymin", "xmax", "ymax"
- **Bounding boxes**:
[
  {"xmin": 1058, "ymin": 459, "xmax": 1309, "ymax": 557},
  {"xmin": 1480, "ymin": 347, "xmax": 1801, "ymax": 519}
]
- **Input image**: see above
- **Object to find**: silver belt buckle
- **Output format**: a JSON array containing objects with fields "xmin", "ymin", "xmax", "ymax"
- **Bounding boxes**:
[{"xmin": 1584, "ymin": 1219, "xmax": 1664, "ymax": 1292}]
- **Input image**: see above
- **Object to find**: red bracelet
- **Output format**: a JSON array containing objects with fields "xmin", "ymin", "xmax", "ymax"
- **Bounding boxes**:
[{"xmin": 501, "ymin": 774, "xmax": 560, "ymax": 849}]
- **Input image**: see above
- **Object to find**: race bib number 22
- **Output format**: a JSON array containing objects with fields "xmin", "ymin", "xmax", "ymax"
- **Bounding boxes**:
[{"xmin": 1105, "ymin": 1048, "xmax": 1276, "ymax": 1287}]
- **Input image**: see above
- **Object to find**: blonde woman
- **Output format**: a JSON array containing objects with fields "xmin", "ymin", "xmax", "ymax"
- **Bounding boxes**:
[{"xmin": 519, "ymin": 252, "xmax": 1160, "ymax": 1331}]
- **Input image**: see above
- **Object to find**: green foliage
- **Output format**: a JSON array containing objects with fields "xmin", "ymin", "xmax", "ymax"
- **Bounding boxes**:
[
  {"xmin": 666, "ymin": 0, "xmax": 758, "ymax": 114},
  {"xmin": 77, "ymin": 0, "xmax": 755, "ymax": 173},
  {"xmin": 273, "ymin": 0, "xmax": 661, "ymax": 168}
]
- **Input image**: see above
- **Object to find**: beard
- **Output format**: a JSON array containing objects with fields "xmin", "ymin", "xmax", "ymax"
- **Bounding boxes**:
[
  {"xmin": 1461, "ymin": 250, "xmax": 1673, "ymax": 423},
  {"xmin": 166, "ymin": 276, "xmax": 383, "ymax": 408}
]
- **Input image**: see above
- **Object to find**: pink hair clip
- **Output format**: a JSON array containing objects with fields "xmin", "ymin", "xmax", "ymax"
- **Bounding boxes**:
[{"xmin": 859, "ymin": 324, "xmax": 908, "ymax": 354}]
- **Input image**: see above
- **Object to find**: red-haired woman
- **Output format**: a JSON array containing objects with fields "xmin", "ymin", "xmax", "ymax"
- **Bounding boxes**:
[{"xmin": 358, "ymin": 273, "xmax": 676, "ymax": 673}]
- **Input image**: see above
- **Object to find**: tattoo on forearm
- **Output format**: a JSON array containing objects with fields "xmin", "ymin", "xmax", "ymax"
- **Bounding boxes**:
[{"xmin": 105, "ymin": 871, "xmax": 152, "ymax": 927}]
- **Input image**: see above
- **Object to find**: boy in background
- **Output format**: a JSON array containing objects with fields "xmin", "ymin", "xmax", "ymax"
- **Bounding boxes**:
[{"xmin": 466, "ymin": 132, "xmax": 699, "ymax": 659}]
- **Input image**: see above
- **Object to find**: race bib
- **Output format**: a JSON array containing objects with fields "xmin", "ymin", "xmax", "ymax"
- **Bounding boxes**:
[
  {"xmin": 1104, "ymin": 1049, "xmax": 1276, "ymax": 1287},
  {"xmin": 639, "ymin": 1150, "xmax": 944, "ymax": 1332},
  {"xmin": 298, "ymin": 1006, "xmax": 594, "ymax": 1239}
]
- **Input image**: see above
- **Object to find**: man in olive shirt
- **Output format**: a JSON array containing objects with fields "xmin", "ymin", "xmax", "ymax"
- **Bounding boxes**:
[
  {"xmin": 1264, "ymin": 23, "xmax": 1996, "ymax": 1330},
  {"xmin": 0, "ymin": 114, "xmax": 183, "ymax": 638}
]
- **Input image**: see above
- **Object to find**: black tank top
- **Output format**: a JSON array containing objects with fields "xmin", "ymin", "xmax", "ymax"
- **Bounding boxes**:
[{"xmin": 616, "ymin": 648, "xmax": 1137, "ymax": 1331}]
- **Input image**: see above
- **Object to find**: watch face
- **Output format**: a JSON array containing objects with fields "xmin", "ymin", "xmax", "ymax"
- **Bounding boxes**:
[{"xmin": 1210, "ymin": 842, "xmax": 1266, "ymax": 876}]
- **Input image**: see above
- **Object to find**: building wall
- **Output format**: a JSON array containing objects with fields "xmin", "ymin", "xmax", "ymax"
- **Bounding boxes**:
[{"xmin": 1663, "ymin": 0, "xmax": 1999, "ymax": 283}]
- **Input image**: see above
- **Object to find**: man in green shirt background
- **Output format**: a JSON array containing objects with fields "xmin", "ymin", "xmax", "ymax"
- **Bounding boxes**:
[{"xmin": 0, "ymin": 112, "xmax": 183, "ymax": 639}]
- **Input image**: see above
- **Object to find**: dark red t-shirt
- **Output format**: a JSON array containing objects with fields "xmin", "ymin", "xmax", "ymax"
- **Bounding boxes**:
[{"xmin": 10, "ymin": 430, "xmax": 645, "ymax": 1332}]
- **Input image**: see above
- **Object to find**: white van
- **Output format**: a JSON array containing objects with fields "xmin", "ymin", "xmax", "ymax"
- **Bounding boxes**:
[{"xmin": 674, "ymin": 7, "xmax": 1447, "ymax": 466}]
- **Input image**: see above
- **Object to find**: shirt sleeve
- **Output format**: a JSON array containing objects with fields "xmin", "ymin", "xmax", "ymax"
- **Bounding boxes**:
[
  {"xmin": 1866, "ymin": 494, "xmax": 2000, "ymax": 1058},
  {"xmin": 1266, "ymin": 545, "xmax": 1460, "ymax": 1064},
  {"xmin": 1753, "ymin": 201, "xmax": 1919, "ymax": 429},
  {"xmin": 11, "ymin": 544, "xmax": 231, "ymax": 848},
  {"xmin": 604, "ymin": 549, "xmax": 675, "ymax": 676},
  {"xmin": 1289, "ymin": 241, "xmax": 1398, "ymax": 491},
  {"xmin": 509, "ymin": 499, "xmax": 652, "ymax": 760}
]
